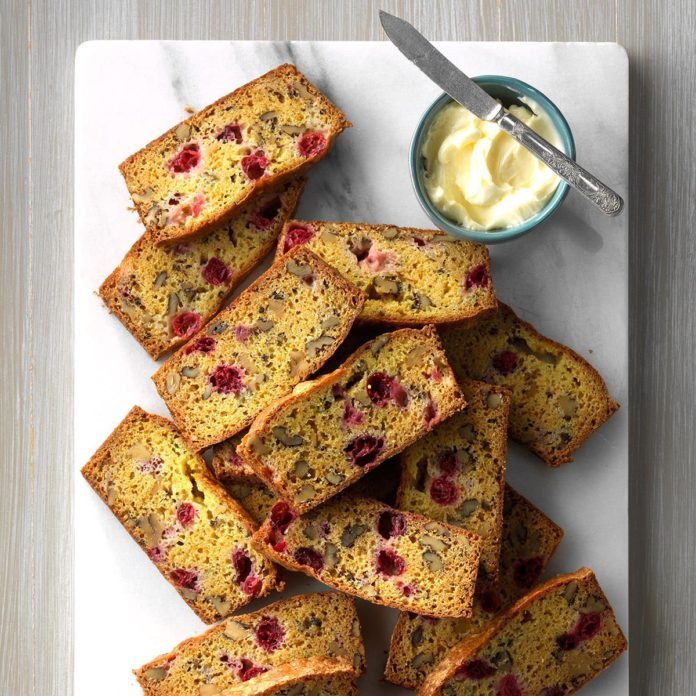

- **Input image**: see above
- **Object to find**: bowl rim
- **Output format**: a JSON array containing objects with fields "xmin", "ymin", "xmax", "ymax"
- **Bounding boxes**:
[{"xmin": 409, "ymin": 75, "xmax": 576, "ymax": 244}]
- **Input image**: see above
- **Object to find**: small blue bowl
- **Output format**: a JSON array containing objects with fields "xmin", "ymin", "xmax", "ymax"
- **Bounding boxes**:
[{"xmin": 410, "ymin": 76, "xmax": 575, "ymax": 244}]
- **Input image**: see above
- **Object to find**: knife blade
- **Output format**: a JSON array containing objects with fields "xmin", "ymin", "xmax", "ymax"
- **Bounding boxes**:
[{"xmin": 379, "ymin": 10, "xmax": 624, "ymax": 217}]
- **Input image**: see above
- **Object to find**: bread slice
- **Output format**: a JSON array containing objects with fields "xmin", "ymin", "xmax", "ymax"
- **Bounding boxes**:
[
  {"xmin": 239, "ymin": 326, "xmax": 466, "ymax": 514},
  {"xmin": 81, "ymin": 406, "xmax": 281, "ymax": 624},
  {"xmin": 134, "ymin": 591, "xmax": 365, "ymax": 696},
  {"xmin": 276, "ymin": 220, "xmax": 497, "ymax": 324},
  {"xmin": 441, "ymin": 302, "xmax": 619, "ymax": 466},
  {"xmin": 418, "ymin": 567, "xmax": 627, "ymax": 696},
  {"xmin": 384, "ymin": 485, "xmax": 564, "ymax": 689},
  {"xmin": 152, "ymin": 247, "xmax": 365, "ymax": 450},
  {"xmin": 120, "ymin": 64, "xmax": 350, "ymax": 244},
  {"xmin": 396, "ymin": 380, "xmax": 509, "ymax": 583},
  {"xmin": 100, "ymin": 180, "xmax": 304, "ymax": 360},
  {"xmin": 252, "ymin": 495, "xmax": 482, "ymax": 618},
  {"xmin": 220, "ymin": 656, "xmax": 357, "ymax": 695}
]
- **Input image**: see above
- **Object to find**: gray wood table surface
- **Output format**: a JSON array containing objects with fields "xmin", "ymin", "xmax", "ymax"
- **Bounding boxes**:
[{"xmin": 1, "ymin": 1, "xmax": 693, "ymax": 694}]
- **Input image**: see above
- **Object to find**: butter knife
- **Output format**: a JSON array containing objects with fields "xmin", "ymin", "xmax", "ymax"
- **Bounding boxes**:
[{"xmin": 380, "ymin": 11, "xmax": 624, "ymax": 217}]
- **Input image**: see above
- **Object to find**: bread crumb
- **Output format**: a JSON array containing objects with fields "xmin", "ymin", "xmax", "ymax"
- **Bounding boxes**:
[{"xmin": 184, "ymin": 104, "xmax": 195, "ymax": 114}]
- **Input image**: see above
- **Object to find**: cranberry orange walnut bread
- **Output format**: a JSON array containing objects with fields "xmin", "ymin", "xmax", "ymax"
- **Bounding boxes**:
[
  {"xmin": 239, "ymin": 326, "xmax": 467, "ymax": 514},
  {"xmin": 441, "ymin": 303, "xmax": 619, "ymax": 467},
  {"xmin": 220, "ymin": 657, "xmax": 357, "ymax": 696},
  {"xmin": 418, "ymin": 567, "xmax": 627, "ymax": 696},
  {"xmin": 384, "ymin": 485, "xmax": 564, "ymax": 690},
  {"xmin": 120, "ymin": 64, "xmax": 350, "ymax": 245},
  {"xmin": 80, "ymin": 407, "xmax": 281, "ymax": 624},
  {"xmin": 396, "ymin": 380, "xmax": 508, "ymax": 583},
  {"xmin": 152, "ymin": 247, "xmax": 365, "ymax": 450},
  {"xmin": 253, "ymin": 495, "xmax": 482, "ymax": 618},
  {"xmin": 276, "ymin": 221, "xmax": 497, "ymax": 324},
  {"xmin": 99, "ymin": 180, "xmax": 304, "ymax": 360},
  {"xmin": 135, "ymin": 591, "xmax": 366, "ymax": 696}
]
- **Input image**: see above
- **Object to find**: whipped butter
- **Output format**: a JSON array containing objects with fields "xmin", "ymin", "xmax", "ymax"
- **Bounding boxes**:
[{"xmin": 421, "ymin": 99, "xmax": 563, "ymax": 230}]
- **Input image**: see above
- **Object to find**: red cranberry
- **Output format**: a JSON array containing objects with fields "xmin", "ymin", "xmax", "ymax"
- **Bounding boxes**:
[
  {"xmin": 575, "ymin": 612, "xmax": 602, "ymax": 641},
  {"xmin": 423, "ymin": 399, "xmax": 438, "ymax": 425},
  {"xmin": 147, "ymin": 546, "xmax": 165, "ymax": 563},
  {"xmin": 254, "ymin": 616, "xmax": 285, "ymax": 652},
  {"xmin": 492, "ymin": 350, "xmax": 519, "ymax": 375},
  {"xmin": 138, "ymin": 456, "xmax": 163, "ymax": 475},
  {"xmin": 171, "ymin": 311, "xmax": 202, "ymax": 338},
  {"xmin": 168, "ymin": 143, "xmax": 201, "ymax": 173},
  {"xmin": 430, "ymin": 476, "xmax": 459, "ymax": 505},
  {"xmin": 169, "ymin": 568, "xmax": 199, "ymax": 591},
  {"xmin": 293, "ymin": 547, "xmax": 324, "ymax": 573},
  {"xmin": 455, "ymin": 659, "xmax": 495, "ymax": 680},
  {"xmin": 233, "ymin": 324, "xmax": 252, "ymax": 342},
  {"xmin": 176, "ymin": 503, "xmax": 196, "ymax": 528},
  {"xmin": 437, "ymin": 449, "xmax": 459, "ymax": 476},
  {"xmin": 464, "ymin": 264, "xmax": 490, "ymax": 290},
  {"xmin": 341, "ymin": 399, "xmax": 364, "ymax": 428},
  {"xmin": 233, "ymin": 557, "xmax": 260, "ymax": 597},
  {"xmin": 183, "ymin": 336, "xmax": 216, "ymax": 355},
  {"xmin": 216, "ymin": 123, "xmax": 243, "ymax": 143},
  {"xmin": 230, "ymin": 658, "xmax": 267, "ymax": 681},
  {"xmin": 479, "ymin": 590, "xmax": 502, "ymax": 614},
  {"xmin": 267, "ymin": 501, "xmax": 296, "ymax": 552},
  {"xmin": 297, "ymin": 132, "xmax": 327, "ymax": 158},
  {"xmin": 345, "ymin": 434, "xmax": 385, "ymax": 468},
  {"xmin": 376, "ymin": 548, "xmax": 405, "ymax": 577},
  {"xmin": 513, "ymin": 556, "xmax": 544, "ymax": 589},
  {"xmin": 202, "ymin": 257, "xmax": 232, "ymax": 285},
  {"xmin": 250, "ymin": 196, "xmax": 282, "ymax": 230},
  {"xmin": 241, "ymin": 151, "xmax": 268, "ymax": 180},
  {"xmin": 556, "ymin": 632, "xmax": 580, "ymax": 651},
  {"xmin": 430, "ymin": 366, "xmax": 442, "ymax": 382},
  {"xmin": 267, "ymin": 533, "xmax": 286, "ymax": 553},
  {"xmin": 242, "ymin": 575, "xmax": 261, "ymax": 597},
  {"xmin": 399, "ymin": 583, "xmax": 415, "ymax": 597},
  {"xmin": 232, "ymin": 548, "xmax": 253, "ymax": 583},
  {"xmin": 282, "ymin": 223, "xmax": 315, "ymax": 253},
  {"xmin": 209, "ymin": 364, "xmax": 245, "ymax": 395},
  {"xmin": 191, "ymin": 193, "xmax": 205, "ymax": 217},
  {"xmin": 390, "ymin": 380, "xmax": 409, "ymax": 407},
  {"xmin": 541, "ymin": 687, "xmax": 566, "ymax": 696},
  {"xmin": 269, "ymin": 502, "xmax": 296, "ymax": 534},
  {"xmin": 496, "ymin": 674, "xmax": 522, "ymax": 696},
  {"xmin": 377, "ymin": 510, "xmax": 406, "ymax": 539},
  {"xmin": 366, "ymin": 372, "xmax": 394, "ymax": 406}
]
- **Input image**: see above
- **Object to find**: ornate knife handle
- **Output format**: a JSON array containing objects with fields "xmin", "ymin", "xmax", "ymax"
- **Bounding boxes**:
[{"xmin": 495, "ymin": 112, "xmax": 624, "ymax": 217}]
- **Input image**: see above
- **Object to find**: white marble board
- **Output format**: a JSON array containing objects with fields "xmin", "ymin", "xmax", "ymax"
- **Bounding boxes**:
[{"xmin": 75, "ymin": 41, "xmax": 628, "ymax": 695}]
